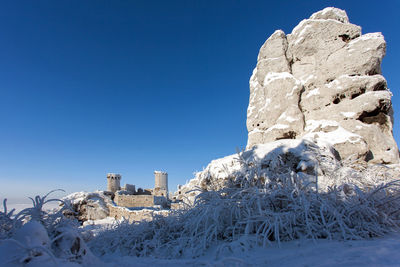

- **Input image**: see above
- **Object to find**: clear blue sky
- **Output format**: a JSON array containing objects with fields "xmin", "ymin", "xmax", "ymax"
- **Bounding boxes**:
[{"xmin": 1, "ymin": 1, "xmax": 400, "ymax": 201}]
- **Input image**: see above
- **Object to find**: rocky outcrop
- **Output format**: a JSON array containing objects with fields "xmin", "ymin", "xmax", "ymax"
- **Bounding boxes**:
[
  {"xmin": 175, "ymin": 137, "xmax": 400, "ymax": 204},
  {"xmin": 173, "ymin": 7, "xmax": 400, "ymax": 205},
  {"xmin": 247, "ymin": 7, "xmax": 398, "ymax": 164},
  {"xmin": 62, "ymin": 191, "xmax": 112, "ymax": 222},
  {"xmin": 175, "ymin": 139, "xmax": 342, "ymax": 203}
]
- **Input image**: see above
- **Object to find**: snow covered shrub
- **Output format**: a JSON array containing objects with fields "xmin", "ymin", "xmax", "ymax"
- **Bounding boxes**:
[
  {"xmin": 0, "ymin": 199, "xmax": 16, "ymax": 239},
  {"xmin": 9, "ymin": 189, "xmax": 74, "ymax": 234},
  {"xmin": 0, "ymin": 221, "xmax": 58, "ymax": 266},
  {"xmin": 0, "ymin": 190, "xmax": 101, "ymax": 266},
  {"xmin": 51, "ymin": 225, "xmax": 101, "ymax": 265}
]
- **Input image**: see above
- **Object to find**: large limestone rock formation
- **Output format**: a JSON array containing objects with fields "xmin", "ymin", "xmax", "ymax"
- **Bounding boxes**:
[
  {"xmin": 173, "ymin": 7, "xmax": 400, "ymax": 205},
  {"xmin": 247, "ymin": 7, "xmax": 398, "ymax": 164}
]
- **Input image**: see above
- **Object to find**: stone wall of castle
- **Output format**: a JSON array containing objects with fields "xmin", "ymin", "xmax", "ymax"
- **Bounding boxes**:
[
  {"xmin": 108, "ymin": 204, "xmax": 170, "ymax": 223},
  {"xmin": 114, "ymin": 194, "xmax": 155, "ymax": 207},
  {"xmin": 153, "ymin": 188, "xmax": 168, "ymax": 197}
]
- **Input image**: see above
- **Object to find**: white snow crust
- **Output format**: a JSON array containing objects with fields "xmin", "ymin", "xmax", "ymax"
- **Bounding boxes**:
[
  {"xmin": 305, "ymin": 88, "xmax": 320, "ymax": 98},
  {"xmin": 305, "ymin": 120, "xmax": 361, "ymax": 145},
  {"xmin": 263, "ymin": 72, "xmax": 294, "ymax": 87},
  {"xmin": 348, "ymin": 32, "xmax": 384, "ymax": 46},
  {"xmin": 341, "ymin": 111, "xmax": 356, "ymax": 118},
  {"xmin": 99, "ymin": 234, "xmax": 400, "ymax": 266}
]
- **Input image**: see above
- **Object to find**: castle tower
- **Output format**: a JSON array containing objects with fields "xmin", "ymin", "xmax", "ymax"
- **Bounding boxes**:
[
  {"xmin": 154, "ymin": 171, "xmax": 168, "ymax": 196},
  {"xmin": 107, "ymin": 173, "xmax": 121, "ymax": 193}
]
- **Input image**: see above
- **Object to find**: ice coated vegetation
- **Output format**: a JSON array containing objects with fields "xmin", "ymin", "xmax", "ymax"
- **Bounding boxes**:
[
  {"xmin": 2, "ymin": 158, "xmax": 400, "ymax": 266},
  {"xmin": 0, "ymin": 190, "xmax": 103, "ymax": 266},
  {"xmin": 88, "ymin": 158, "xmax": 400, "ymax": 259}
]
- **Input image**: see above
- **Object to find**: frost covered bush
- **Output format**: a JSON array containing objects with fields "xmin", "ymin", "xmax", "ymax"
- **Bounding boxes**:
[
  {"xmin": 89, "ymin": 162, "xmax": 400, "ymax": 259},
  {"xmin": 0, "ymin": 190, "xmax": 101, "ymax": 266},
  {"xmin": 0, "ymin": 199, "xmax": 15, "ymax": 239},
  {"xmin": 1, "ymin": 190, "xmax": 74, "ymax": 238}
]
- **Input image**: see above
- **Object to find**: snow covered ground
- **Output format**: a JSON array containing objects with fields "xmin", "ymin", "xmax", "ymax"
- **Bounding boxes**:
[
  {"xmin": 78, "ymin": 218, "xmax": 400, "ymax": 266},
  {"xmin": 2, "ymin": 189, "xmax": 400, "ymax": 266},
  {"xmin": 101, "ymin": 233, "xmax": 400, "ymax": 266}
]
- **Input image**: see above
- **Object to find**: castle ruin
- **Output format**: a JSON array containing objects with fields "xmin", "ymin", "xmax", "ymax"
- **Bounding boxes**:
[
  {"xmin": 107, "ymin": 171, "xmax": 170, "ymax": 209},
  {"xmin": 106, "ymin": 173, "xmax": 121, "ymax": 193},
  {"xmin": 154, "ymin": 171, "xmax": 168, "ymax": 197}
]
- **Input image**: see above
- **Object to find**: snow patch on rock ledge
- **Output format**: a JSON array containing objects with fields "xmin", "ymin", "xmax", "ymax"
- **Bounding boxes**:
[
  {"xmin": 175, "ymin": 138, "xmax": 341, "ymax": 203},
  {"xmin": 63, "ymin": 191, "xmax": 112, "ymax": 222}
]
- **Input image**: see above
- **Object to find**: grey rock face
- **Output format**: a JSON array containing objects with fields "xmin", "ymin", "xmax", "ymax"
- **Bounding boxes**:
[
  {"xmin": 62, "ymin": 191, "xmax": 112, "ymax": 222},
  {"xmin": 247, "ymin": 7, "xmax": 399, "ymax": 164}
]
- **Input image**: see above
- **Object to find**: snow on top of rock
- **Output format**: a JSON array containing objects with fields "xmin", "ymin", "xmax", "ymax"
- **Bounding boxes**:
[
  {"xmin": 286, "ymin": 85, "xmax": 301, "ymax": 97},
  {"xmin": 194, "ymin": 139, "xmax": 318, "ymax": 183},
  {"xmin": 263, "ymin": 72, "xmax": 294, "ymax": 87},
  {"xmin": 249, "ymin": 128, "xmax": 264, "ymax": 134},
  {"xmin": 309, "ymin": 7, "xmax": 349, "ymax": 23},
  {"xmin": 326, "ymin": 78, "xmax": 341, "ymax": 88},
  {"xmin": 249, "ymin": 139, "xmax": 312, "ymax": 160},
  {"xmin": 63, "ymin": 191, "xmax": 91, "ymax": 205},
  {"xmin": 62, "ymin": 191, "xmax": 112, "ymax": 222},
  {"xmin": 305, "ymin": 120, "xmax": 339, "ymax": 132},
  {"xmin": 299, "ymin": 74, "xmax": 315, "ymax": 84},
  {"xmin": 63, "ymin": 190, "xmax": 111, "ymax": 206},
  {"xmin": 305, "ymin": 88, "xmax": 320, "ymax": 98},
  {"xmin": 304, "ymin": 124, "xmax": 362, "ymax": 145},
  {"xmin": 266, "ymin": 124, "xmax": 289, "ymax": 132},
  {"xmin": 175, "ymin": 138, "xmax": 342, "ymax": 203},
  {"xmin": 291, "ymin": 17, "xmax": 348, "ymax": 37},
  {"xmin": 297, "ymin": 24, "xmax": 312, "ymax": 38},
  {"xmin": 347, "ymin": 32, "xmax": 384, "ymax": 46},
  {"xmin": 262, "ymin": 98, "xmax": 271, "ymax": 109},
  {"xmin": 291, "ymin": 19, "xmax": 308, "ymax": 35},
  {"xmin": 278, "ymin": 112, "xmax": 298, "ymax": 123},
  {"xmin": 247, "ymin": 105, "xmax": 256, "ymax": 117},
  {"xmin": 340, "ymin": 111, "xmax": 356, "ymax": 118},
  {"xmin": 271, "ymin": 29, "xmax": 286, "ymax": 38}
]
